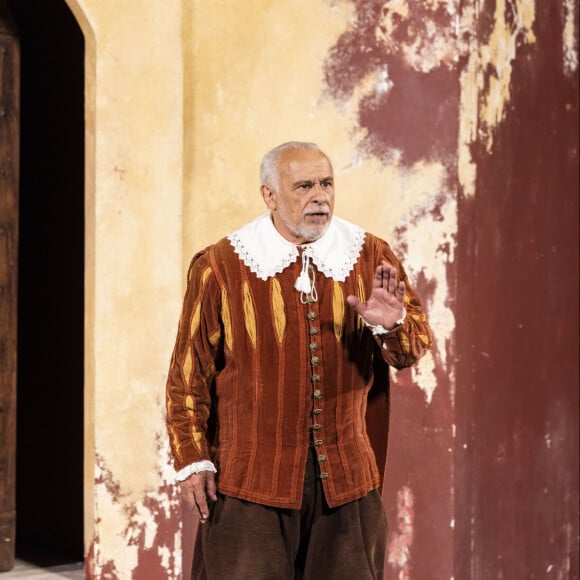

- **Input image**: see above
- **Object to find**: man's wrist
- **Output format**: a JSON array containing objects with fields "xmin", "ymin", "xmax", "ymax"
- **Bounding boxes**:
[{"xmin": 364, "ymin": 308, "xmax": 406, "ymax": 335}]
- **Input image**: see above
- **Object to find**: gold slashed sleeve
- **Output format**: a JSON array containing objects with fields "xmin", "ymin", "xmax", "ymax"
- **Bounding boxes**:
[{"xmin": 166, "ymin": 250, "xmax": 222, "ymax": 470}]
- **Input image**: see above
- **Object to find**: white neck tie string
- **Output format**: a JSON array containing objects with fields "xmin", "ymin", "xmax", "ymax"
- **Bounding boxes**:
[{"xmin": 294, "ymin": 246, "xmax": 318, "ymax": 304}]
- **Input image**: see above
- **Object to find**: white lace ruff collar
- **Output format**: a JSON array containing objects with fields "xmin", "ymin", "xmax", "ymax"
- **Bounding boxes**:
[{"xmin": 227, "ymin": 212, "xmax": 366, "ymax": 282}]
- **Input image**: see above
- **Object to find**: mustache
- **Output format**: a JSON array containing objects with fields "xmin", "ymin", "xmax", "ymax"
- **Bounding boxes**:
[{"xmin": 303, "ymin": 206, "xmax": 331, "ymax": 216}]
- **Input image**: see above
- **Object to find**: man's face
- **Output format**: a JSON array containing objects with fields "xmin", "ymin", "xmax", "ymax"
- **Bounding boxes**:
[{"xmin": 261, "ymin": 149, "xmax": 335, "ymax": 244}]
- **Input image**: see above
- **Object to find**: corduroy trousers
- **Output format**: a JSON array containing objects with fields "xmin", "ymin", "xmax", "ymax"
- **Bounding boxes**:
[{"xmin": 191, "ymin": 447, "xmax": 388, "ymax": 580}]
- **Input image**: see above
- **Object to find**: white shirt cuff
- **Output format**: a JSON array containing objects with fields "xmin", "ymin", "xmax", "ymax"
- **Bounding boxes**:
[
  {"xmin": 364, "ymin": 308, "xmax": 406, "ymax": 335},
  {"xmin": 175, "ymin": 460, "xmax": 217, "ymax": 483}
]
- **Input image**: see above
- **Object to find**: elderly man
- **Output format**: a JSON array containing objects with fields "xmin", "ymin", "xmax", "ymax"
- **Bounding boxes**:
[{"xmin": 166, "ymin": 142, "xmax": 432, "ymax": 579}]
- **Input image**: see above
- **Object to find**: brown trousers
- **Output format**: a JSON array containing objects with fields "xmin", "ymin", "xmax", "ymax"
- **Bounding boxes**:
[{"xmin": 192, "ymin": 447, "xmax": 388, "ymax": 580}]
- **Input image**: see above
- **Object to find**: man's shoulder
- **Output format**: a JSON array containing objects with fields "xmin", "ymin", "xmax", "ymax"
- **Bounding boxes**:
[
  {"xmin": 211, "ymin": 236, "xmax": 235, "ymax": 254},
  {"xmin": 191, "ymin": 238, "xmax": 233, "ymax": 266},
  {"xmin": 358, "ymin": 229, "xmax": 391, "ymax": 256},
  {"xmin": 190, "ymin": 236, "xmax": 234, "ymax": 260},
  {"xmin": 186, "ymin": 237, "xmax": 235, "ymax": 279},
  {"xmin": 352, "ymin": 228, "xmax": 400, "ymax": 268},
  {"xmin": 362, "ymin": 230, "xmax": 385, "ymax": 246}
]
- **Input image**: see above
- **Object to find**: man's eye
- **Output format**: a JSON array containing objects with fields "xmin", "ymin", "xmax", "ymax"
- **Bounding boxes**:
[
  {"xmin": 322, "ymin": 181, "xmax": 333, "ymax": 188},
  {"xmin": 299, "ymin": 183, "xmax": 311, "ymax": 190}
]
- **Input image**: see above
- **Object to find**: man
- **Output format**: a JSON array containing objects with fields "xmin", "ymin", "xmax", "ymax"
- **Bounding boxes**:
[{"xmin": 166, "ymin": 142, "xmax": 433, "ymax": 579}]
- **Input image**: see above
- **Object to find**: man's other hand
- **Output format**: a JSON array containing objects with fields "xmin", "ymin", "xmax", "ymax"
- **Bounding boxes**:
[{"xmin": 179, "ymin": 470, "xmax": 218, "ymax": 522}]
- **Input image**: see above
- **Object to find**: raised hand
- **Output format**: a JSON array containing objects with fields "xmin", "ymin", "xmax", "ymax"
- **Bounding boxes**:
[{"xmin": 346, "ymin": 265, "xmax": 405, "ymax": 330}]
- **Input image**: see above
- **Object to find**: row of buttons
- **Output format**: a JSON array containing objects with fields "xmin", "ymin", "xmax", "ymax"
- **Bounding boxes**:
[{"xmin": 305, "ymin": 274, "xmax": 328, "ymax": 481}]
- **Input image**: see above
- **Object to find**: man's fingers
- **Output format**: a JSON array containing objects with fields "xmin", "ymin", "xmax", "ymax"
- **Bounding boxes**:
[
  {"xmin": 206, "ymin": 472, "xmax": 218, "ymax": 502},
  {"xmin": 193, "ymin": 483, "xmax": 210, "ymax": 520},
  {"xmin": 181, "ymin": 484, "xmax": 196, "ymax": 511},
  {"xmin": 397, "ymin": 280, "xmax": 406, "ymax": 298},
  {"xmin": 375, "ymin": 265, "xmax": 399, "ymax": 293},
  {"xmin": 385, "ymin": 266, "xmax": 400, "ymax": 293},
  {"xmin": 373, "ymin": 266, "xmax": 384, "ymax": 288}
]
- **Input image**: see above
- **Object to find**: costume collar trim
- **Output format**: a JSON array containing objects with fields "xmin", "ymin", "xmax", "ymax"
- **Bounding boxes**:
[{"xmin": 227, "ymin": 212, "xmax": 365, "ymax": 282}]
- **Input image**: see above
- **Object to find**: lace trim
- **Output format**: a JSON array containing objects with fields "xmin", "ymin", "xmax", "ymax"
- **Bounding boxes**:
[
  {"xmin": 175, "ymin": 460, "xmax": 217, "ymax": 482},
  {"xmin": 311, "ymin": 227, "xmax": 365, "ymax": 282},
  {"xmin": 227, "ymin": 213, "xmax": 366, "ymax": 282},
  {"xmin": 229, "ymin": 231, "xmax": 298, "ymax": 281}
]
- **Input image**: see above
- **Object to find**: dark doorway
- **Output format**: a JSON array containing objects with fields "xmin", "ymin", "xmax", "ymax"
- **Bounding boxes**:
[{"xmin": 7, "ymin": 0, "xmax": 84, "ymax": 566}]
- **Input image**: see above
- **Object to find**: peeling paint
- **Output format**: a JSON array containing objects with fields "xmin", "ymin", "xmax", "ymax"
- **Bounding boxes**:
[
  {"xmin": 324, "ymin": 0, "xmax": 539, "ymax": 199},
  {"xmin": 458, "ymin": 0, "xmax": 537, "ymax": 197},
  {"xmin": 324, "ymin": 0, "xmax": 463, "ymax": 164},
  {"xmin": 562, "ymin": 0, "xmax": 578, "ymax": 75},
  {"xmin": 411, "ymin": 350, "xmax": 437, "ymax": 403},
  {"xmin": 90, "ymin": 436, "xmax": 182, "ymax": 579},
  {"xmin": 387, "ymin": 485, "xmax": 415, "ymax": 578},
  {"xmin": 86, "ymin": 530, "xmax": 120, "ymax": 579},
  {"xmin": 376, "ymin": 0, "xmax": 465, "ymax": 74},
  {"xmin": 387, "ymin": 161, "xmax": 456, "ymax": 403}
]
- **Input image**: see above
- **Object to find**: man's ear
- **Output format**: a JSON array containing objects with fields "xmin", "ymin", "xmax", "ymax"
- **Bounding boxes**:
[{"xmin": 261, "ymin": 184, "xmax": 277, "ymax": 210}]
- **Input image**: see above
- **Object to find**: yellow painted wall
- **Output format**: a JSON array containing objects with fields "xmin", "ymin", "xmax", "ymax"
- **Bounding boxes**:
[{"xmin": 65, "ymin": 0, "xmax": 185, "ymax": 576}]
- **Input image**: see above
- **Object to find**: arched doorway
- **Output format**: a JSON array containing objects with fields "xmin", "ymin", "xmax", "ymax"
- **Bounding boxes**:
[{"xmin": 8, "ymin": 0, "xmax": 84, "ymax": 567}]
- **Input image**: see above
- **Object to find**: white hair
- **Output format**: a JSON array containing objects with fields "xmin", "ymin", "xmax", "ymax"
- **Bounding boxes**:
[{"xmin": 260, "ymin": 141, "xmax": 328, "ymax": 190}]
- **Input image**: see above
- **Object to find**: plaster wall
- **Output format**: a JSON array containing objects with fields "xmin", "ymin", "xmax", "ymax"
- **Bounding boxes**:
[
  {"xmin": 64, "ymin": 0, "xmax": 185, "ymax": 576},
  {"xmin": 59, "ymin": 0, "xmax": 577, "ymax": 578}
]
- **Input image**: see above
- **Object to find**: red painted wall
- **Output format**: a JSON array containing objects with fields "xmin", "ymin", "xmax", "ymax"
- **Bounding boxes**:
[
  {"xmin": 324, "ymin": 2, "xmax": 579, "ymax": 579},
  {"xmin": 454, "ymin": 2, "xmax": 579, "ymax": 578}
]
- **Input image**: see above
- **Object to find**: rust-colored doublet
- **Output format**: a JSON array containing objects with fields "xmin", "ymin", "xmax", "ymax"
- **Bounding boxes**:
[{"xmin": 166, "ymin": 229, "xmax": 432, "ymax": 509}]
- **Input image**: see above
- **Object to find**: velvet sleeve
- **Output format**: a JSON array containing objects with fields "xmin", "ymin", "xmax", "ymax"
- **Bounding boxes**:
[{"xmin": 166, "ymin": 249, "xmax": 222, "ymax": 471}]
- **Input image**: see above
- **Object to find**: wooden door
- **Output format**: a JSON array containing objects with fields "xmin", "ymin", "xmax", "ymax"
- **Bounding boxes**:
[{"xmin": 0, "ymin": 0, "xmax": 19, "ymax": 572}]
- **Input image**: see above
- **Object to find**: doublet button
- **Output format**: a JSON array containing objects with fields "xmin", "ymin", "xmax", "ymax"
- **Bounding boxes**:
[
  {"xmin": 320, "ymin": 472, "xmax": 329, "ymax": 479},
  {"xmin": 311, "ymin": 356, "xmax": 320, "ymax": 365},
  {"xmin": 309, "ymin": 327, "xmax": 319, "ymax": 335},
  {"xmin": 313, "ymin": 389, "xmax": 322, "ymax": 399},
  {"xmin": 307, "ymin": 296, "xmax": 315, "ymax": 304},
  {"xmin": 313, "ymin": 408, "xmax": 323, "ymax": 415},
  {"xmin": 312, "ymin": 423, "xmax": 321, "ymax": 430},
  {"xmin": 312, "ymin": 374, "xmax": 320, "ymax": 382},
  {"xmin": 307, "ymin": 311, "xmax": 317, "ymax": 320},
  {"xmin": 313, "ymin": 440, "xmax": 323, "ymax": 446},
  {"xmin": 318, "ymin": 454, "xmax": 326, "ymax": 462},
  {"xmin": 309, "ymin": 343, "xmax": 319, "ymax": 351}
]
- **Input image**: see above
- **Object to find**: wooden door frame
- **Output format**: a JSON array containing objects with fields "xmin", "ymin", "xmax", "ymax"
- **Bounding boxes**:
[{"xmin": 0, "ymin": 1, "xmax": 19, "ymax": 571}]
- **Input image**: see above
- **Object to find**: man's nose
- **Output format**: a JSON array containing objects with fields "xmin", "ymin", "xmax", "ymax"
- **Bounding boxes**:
[{"xmin": 312, "ymin": 182, "xmax": 328, "ymax": 202}]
